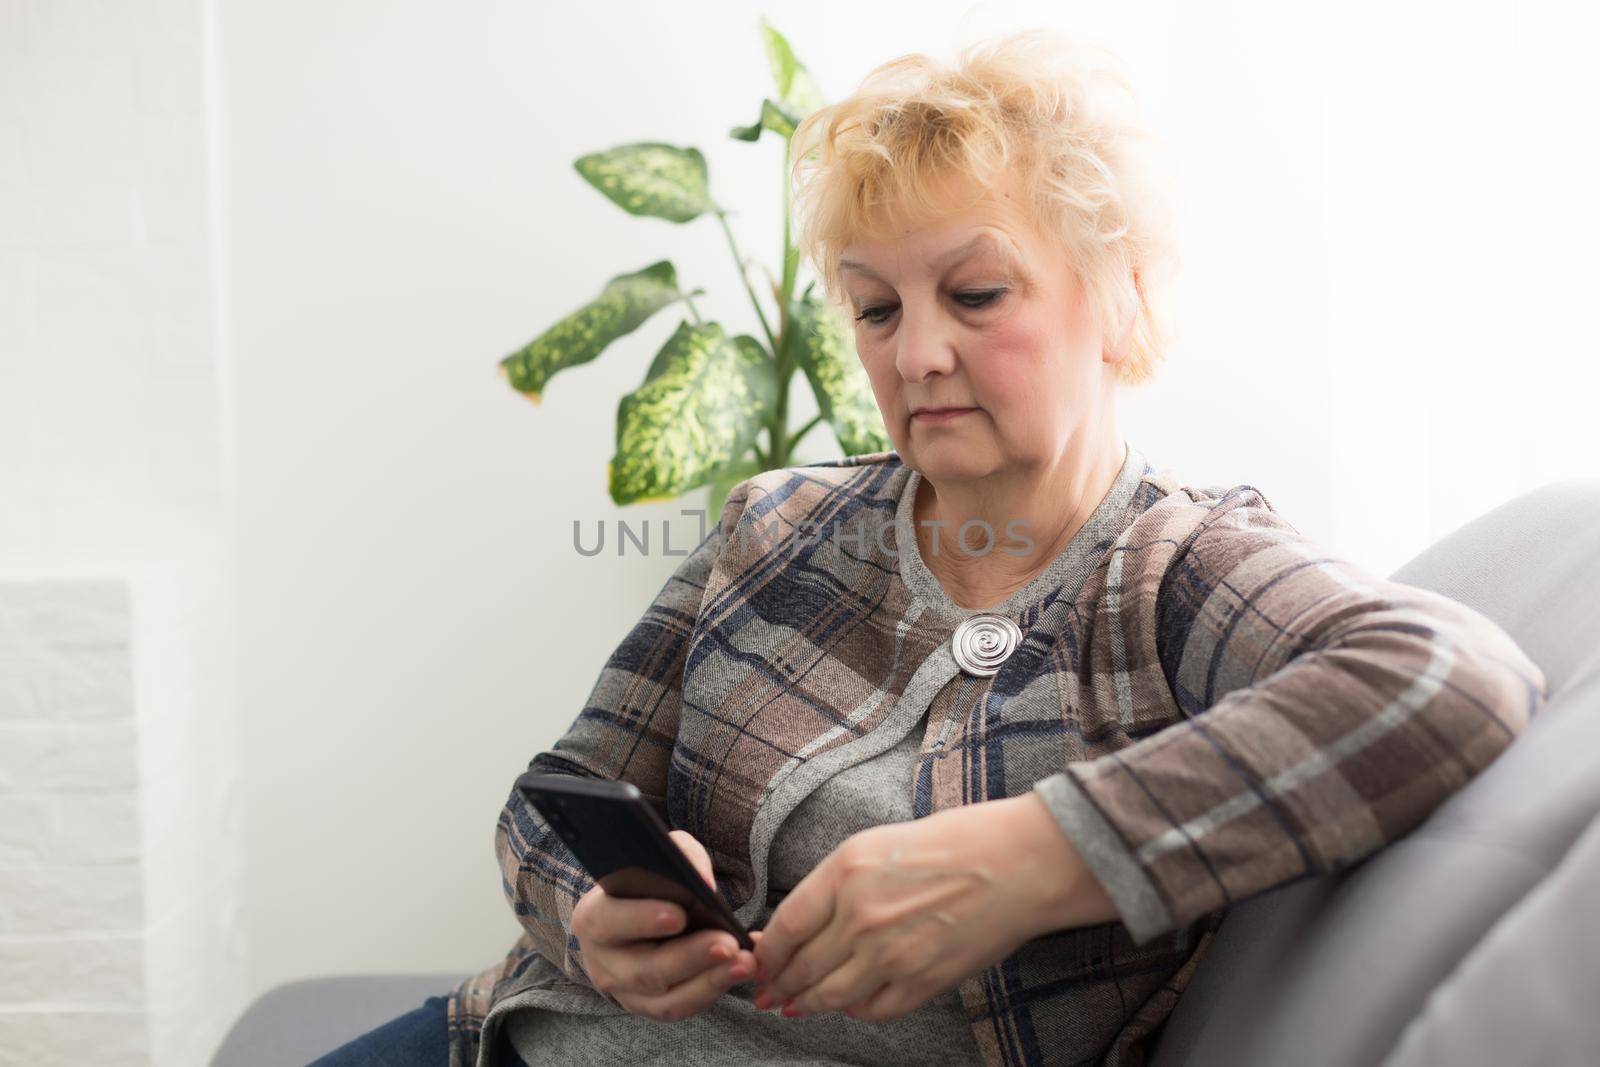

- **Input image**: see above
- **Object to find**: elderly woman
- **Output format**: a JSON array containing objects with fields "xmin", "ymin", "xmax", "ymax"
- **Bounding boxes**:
[{"xmin": 311, "ymin": 29, "xmax": 1545, "ymax": 1067}]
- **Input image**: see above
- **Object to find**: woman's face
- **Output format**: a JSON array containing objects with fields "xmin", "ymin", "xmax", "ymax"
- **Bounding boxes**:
[{"xmin": 839, "ymin": 179, "xmax": 1117, "ymax": 483}]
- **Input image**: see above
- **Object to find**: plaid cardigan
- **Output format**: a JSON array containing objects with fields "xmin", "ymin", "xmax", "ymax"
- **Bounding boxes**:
[{"xmin": 446, "ymin": 442, "xmax": 1546, "ymax": 1067}]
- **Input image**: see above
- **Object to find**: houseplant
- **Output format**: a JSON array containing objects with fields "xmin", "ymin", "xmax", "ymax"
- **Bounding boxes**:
[{"xmin": 497, "ymin": 18, "xmax": 890, "ymax": 522}]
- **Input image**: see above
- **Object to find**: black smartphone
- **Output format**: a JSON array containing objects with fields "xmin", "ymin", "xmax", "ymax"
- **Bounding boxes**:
[{"xmin": 515, "ymin": 771, "xmax": 755, "ymax": 952}]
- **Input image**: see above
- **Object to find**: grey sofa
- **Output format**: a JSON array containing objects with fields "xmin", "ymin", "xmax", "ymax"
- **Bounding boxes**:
[{"xmin": 213, "ymin": 478, "xmax": 1600, "ymax": 1066}]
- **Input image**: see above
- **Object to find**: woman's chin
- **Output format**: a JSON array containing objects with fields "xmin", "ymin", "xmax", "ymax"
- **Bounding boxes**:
[{"xmin": 907, "ymin": 444, "xmax": 1001, "ymax": 482}]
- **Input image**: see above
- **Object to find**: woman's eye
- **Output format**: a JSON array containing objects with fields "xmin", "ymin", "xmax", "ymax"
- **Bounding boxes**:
[
  {"xmin": 853, "ymin": 289, "xmax": 1006, "ymax": 327},
  {"xmin": 855, "ymin": 305, "xmax": 894, "ymax": 325},
  {"xmin": 955, "ymin": 288, "xmax": 1005, "ymax": 310}
]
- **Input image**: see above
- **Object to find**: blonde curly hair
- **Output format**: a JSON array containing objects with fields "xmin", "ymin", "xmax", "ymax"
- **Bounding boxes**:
[{"xmin": 788, "ymin": 29, "xmax": 1181, "ymax": 386}]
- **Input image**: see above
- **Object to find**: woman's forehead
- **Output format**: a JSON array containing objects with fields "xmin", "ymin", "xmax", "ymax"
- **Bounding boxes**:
[
  {"xmin": 840, "ymin": 195, "xmax": 1042, "ymax": 277},
  {"xmin": 840, "ymin": 226, "xmax": 1025, "ymax": 280}
]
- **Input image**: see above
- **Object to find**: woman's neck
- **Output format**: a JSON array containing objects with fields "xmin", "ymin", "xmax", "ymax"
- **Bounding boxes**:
[{"xmin": 913, "ymin": 438, "xmax": 1126, "ymax": 611}]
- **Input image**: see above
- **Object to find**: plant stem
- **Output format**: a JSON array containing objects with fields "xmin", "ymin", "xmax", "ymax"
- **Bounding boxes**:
[
  {"xmin": 781, "ymin": 146, "xmax": 798, "ymax": 312},
  {"xmin": 785, "ymin": 413, "xmax": 823, "ymax": 454},
  {"xmin": 714, "ymin": 209, "xmax": 778, "ymax": 355},
  {"xmin": 768, "ymin": 141, "xmax": 803, "ymax": 468},
  {"xmin": 681, "ymin": 291, "xmax": 704, "ymax": 324}
]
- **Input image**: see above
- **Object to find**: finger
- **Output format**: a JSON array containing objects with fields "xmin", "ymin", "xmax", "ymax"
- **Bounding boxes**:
[
  {"xmin": 751, "ymin": 874, "xmax": 836, "ymax": 990},
  {"xmin": 584, "ymin": 893, "xmax": 690, "ymax": 948},
  {"xmin": 668, "ymin": 829, "xmax": 716, "ymax": 889},
  {"xmin": 840, "ymin": 976, "xmax": 891, "ymax": 1021},
  {"xmin": 628, "ymin": 941, "xmax": 758, "ymax": 1022},
  {"xmin": 623, "ymin": 927, "xmax": 743, "ymax": 997},
  {"xmin": 747, "ymin": 930, "xmax": 768, "ymax": 980},
  {"xmin": 758, "ymin": 906, "xmax": 854, "ymax": 1008},
  {"xmin": 849, "ymin": 978, "xmax": 927, "ymax": 1023},
  {"xmin": 785, "ymin": 951, "xmax": 885, "ymax": 1018}
]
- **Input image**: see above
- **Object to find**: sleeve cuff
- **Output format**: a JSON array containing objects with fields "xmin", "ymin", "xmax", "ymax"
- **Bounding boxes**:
[{"xmin": 1032, "ymin": 770, "xmax": 1175, "ymax": 945}]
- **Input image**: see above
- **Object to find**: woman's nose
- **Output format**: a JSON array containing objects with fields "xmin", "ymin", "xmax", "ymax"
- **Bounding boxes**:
[{"xmin": 894, "ymin": 310, "xmax": 959, "ymax": 383}]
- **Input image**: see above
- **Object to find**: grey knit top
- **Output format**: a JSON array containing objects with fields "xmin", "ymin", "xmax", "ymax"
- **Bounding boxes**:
[{"xmin": 502, "ymin": 708, "xmax": 984, "ymax": 1064}]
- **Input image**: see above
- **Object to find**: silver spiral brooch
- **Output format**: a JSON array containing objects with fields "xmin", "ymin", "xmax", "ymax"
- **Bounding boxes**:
[{"xmin": 950, "ymin": 614, "xmax": 1022, "ymax": 677}]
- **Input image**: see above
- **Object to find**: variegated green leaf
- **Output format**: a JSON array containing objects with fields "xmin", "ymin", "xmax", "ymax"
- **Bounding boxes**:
[
  {"xmin": 609, "ymin": 321, "xmax": 779, "ymax": 504},
  {"xmin": 644, "ymin": 325, "xmax": 769, "ymax": 383},
  {"xmin": 574, "ymin": 143, "xmax": 711, "ymax": 223},
  {"xmin": 730, "ymin": 98, "xmax": 800, "ymax": 143},
  {"xmin": 790, "ymin": 287, "xmax": 891, "ymax": 455},
  {"xmin": 499, "ymin": 261, "xmax": 682, "ymax": 400},
  {"xmin": 729, "ymin": 333, "xmax": 771, "ymax": 373},
  {"xmin": 759, "ymin": 19, "xmax": 825, "ymax": 116}
]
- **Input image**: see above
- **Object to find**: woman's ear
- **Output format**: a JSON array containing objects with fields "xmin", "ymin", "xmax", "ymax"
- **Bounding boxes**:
[{"xmin": 1103, "ymin": 270, "xmax": 1141, "ymax": 365}]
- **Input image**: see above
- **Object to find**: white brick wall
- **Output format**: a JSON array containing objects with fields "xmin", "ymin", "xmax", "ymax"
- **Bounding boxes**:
[
  {"xmin": 0, "ymin": 583, "xmax": 149, "ymax": 1064},
  {"xmin": 0, "ymin": 567, "xmax": 246, "ymax": 1067},
  {"xmin": 0, "ymin": 0, "xmax": 247, "ymax": 1063}
]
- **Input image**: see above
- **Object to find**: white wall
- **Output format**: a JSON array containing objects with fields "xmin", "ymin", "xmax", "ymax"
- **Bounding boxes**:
[{"xmin": 0, "ymin": 0, "xmax": 244, "ymax": 1062}]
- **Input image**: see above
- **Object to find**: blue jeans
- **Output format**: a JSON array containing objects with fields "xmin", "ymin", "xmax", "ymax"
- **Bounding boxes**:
[{"xmin": 307, "ymin": 993, "xmax": 530, "ymax": 1067}]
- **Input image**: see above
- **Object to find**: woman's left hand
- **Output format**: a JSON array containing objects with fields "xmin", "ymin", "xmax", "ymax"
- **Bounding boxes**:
[{"xmin": 749, "ymin": 792, "xmax": 1118, "ymax": 1021}]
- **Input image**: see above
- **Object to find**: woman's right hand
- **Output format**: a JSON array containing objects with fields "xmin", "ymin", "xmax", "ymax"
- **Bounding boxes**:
[{"xmin": 571, "ymin": 828, "xmax": 761, "ymax": 1022}]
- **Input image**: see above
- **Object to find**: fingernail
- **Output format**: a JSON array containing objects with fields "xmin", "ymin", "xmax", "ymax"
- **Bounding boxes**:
[
  {"xmin": 753, "ymin": 989, "xmax": 774, "ymax": 1010},
  {"xmin": 709, "ymin": 943, "xmax": 730, "ymax": 962},
  {"xmin": 781, "ymin": 1000, "xmax": 804, "ymax": 1018},
  {"xmin": 657, "ymin": 909, "xmax": 675, "ymax": 929}
]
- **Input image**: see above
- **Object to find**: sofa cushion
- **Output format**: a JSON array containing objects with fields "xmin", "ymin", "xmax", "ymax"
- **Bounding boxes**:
[
  {"xmin": 1382, "ymin": 806, "xmax": 1600, "ymax": 1066},
  {"xmin": 210, "ymin": 973, "xmax": 469, "ymax": 1066},
  {"xmin": 1386, "ymin": 477, "xmax": 1600, "ymax": 697},
  {"xmin": 1148, "ymin": 479, "xmax": 1600, "ymax": 1067}
]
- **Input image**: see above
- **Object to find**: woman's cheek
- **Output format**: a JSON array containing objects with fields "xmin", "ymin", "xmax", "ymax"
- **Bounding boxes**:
[{"xmin": 859, "ymin": 357, "xmax": 903, "ymax": 420}]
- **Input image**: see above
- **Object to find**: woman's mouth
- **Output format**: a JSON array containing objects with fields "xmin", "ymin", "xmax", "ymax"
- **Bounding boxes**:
[{"xmin": 911, "ymin": 407, "xmax": 977, "ymax": 423}]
